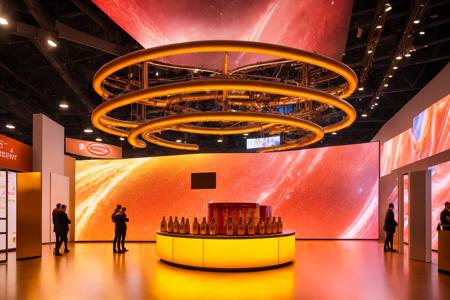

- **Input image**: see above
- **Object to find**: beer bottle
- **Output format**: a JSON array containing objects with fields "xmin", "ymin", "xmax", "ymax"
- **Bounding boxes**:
[
  {"xmin": 180, "ymin": 217, "xmax": 186, "ymax": 234},
  {"xmin": 200, "ymin": 217, "xmax": 208, "ymax": 235},
  {"xmin": 247, "ymin": 217, "xmax": 255, "ymax": 235},
  {"xmin": 192, "ymin": 217, "xmax": 200, "ymax": 235},
  {"xmin": 271, "ymin": 217, "xmax": 277, "ymax": 234},
  {"xmin": 277, "ymin": 217, "xmax": 283, "ymax": 233},
  {"xmin": 185, "ymin": 218, "xmax": 190, "ymax": 234},
  {"xmin": 209, "ymin": 218, "xmax": 217, "ymax": 236},
  {"xmin": 160, "ymin": 216, "xmax": 167, "ymax": 232},
  {"xmin": 237, "ymin": 217, "xmax": 245, "ymax": 235},
  {"xmin": 265, "ymin": 217, "xmax": 272, "ymax": 234},
  {"xmin": 226, "ymin": 217, "xmax": 234, "ymax": 236},
  {"xmin": 258, "ymin": 218, "xmax": 265, "ymax": 235},
  {"xmin": 173, "ymin": 217, "xmax": 180, "ymax": 234},
  {"xmin": 167, "ymin": 216, "xmax": 173, "ymax": 233}
]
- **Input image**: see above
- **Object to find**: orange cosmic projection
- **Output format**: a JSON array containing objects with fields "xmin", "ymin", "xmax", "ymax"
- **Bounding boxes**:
[{"xmin": 75, "ymin": 142, "xmax": 379, "ymax": 241}]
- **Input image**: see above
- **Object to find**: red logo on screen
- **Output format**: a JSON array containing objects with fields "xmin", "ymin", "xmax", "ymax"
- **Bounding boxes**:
[{"xmin": 87, "ymin": 143, "xmax": 110, "ymax": 156}]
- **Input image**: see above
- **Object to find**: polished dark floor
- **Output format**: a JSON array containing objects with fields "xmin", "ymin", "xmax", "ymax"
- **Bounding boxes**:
[{"xmin": 0, "ymin": 241, "xmax": 449, "ymax": 300}]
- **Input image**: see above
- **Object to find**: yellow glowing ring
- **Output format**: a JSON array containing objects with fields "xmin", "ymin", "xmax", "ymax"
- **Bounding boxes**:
[
  {"xmin": 134, "ymin": 111, "xmax": 324, "ymax": 153},
  {"xmin": 93, "ymin": 40, "xmax": 357, "ymax": 99}
]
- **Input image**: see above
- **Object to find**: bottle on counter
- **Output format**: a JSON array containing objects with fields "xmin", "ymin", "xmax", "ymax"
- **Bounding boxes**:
[
  {"xmin": 209, "ymin": 218, "xmax": 217, "ymax": 235},
  {"xmin": 271, "ymin": 217, "xmax": 277, "ymax": 234},
  {"xmin": 200, "ymin": 217, "xmax": 208, "ymax": 235},
  {"xmin": 180, "ymin": 217, "xmax": 186, "ymax": 234},
  {"xmin": 160, "ymin": 216, "xmax": 167, "ymax": 232},
  {"xmin": 258, "ymin": 218, "xmax": 265, "ymax": 235},
  {"xmin": 265, "ymin": 217, "xmax": 272, "ymax": 234},
  {"xmin": 226, "ymin": 217, "xmax": 234, "ymax": 236},
  {"xmin": 173, "ymin": 217, "xmax": 180, "ymax": 234},
  {"xmin": 237, "ymin": 217, "xmax": 245, "ymax": 235},
  {"xmin": 185, "ymin": 218, "xmax": 191, "ymax": 234},
  {"xmin": 192, "ymin": 217, "xmax": 200, "ymax": 235},
  {"xmin": 167, "ymin": 216, "xmax": 174, "ymax": 233},
  {"xmin": 247, "ymin": 217, "xmax": 255, "ymax": 235},
  {"xmin": 277, "ymin": 217, "xmax": 283, "ymax": 233}
]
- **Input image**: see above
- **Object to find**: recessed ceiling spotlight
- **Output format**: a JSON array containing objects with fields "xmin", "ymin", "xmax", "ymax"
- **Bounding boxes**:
[
  {"xmin": 243, "ymin": 133, "xmax": 249, "ymax": 136},
  {"xmin": 367, "ymin": 50, "xmax": 373, "ymax": 54},
  {"xmin": 59, "ymin": 103, "xmax": 69, "ymax": 109},
  {"xmin": 193, "ymin": 69, "xmax": 199, "ymax": 73},
  {"xmin": 0, "ymin": 16, "xmax": 8, "ymax": 26},
  {"xmin": 376, "ymin": 96, "xmax": 380, "ymax": 99},
  {"xmin": 393, "ymin": 66, "xmax": 398, "ymax": 70},
  {"xmin": 95, "ymin": 137, "xmax": 102, "ymax": 142},
  {"xmin": 47, "ymin": 38, "xmax": 58, "ymax": 47},
  {"xmin": 119, "ymin": 137, "xmax": 125, "ymax": 141},
  {"xmin": 384, "ymin": 83, "xmax": 389, "ymax": 87},
  {"xmin": 404, "ymin": 53, "xmax": 411, "ymax": 57},
  {"xmin": 376, "ymin": 25, "xmax": 382, "ymax": 29},
  {"xmin": 361, "ymin": 113, "xmax": 368, "ymax": 118},
  {"xmin": 413, "ymin": 20, "xmax": 420, "ymax": 24},
  {"xmin": 84, "ymin": 128, "xmax": 93, "ymax": 133},
  {"xmin": 385, "ymin": 3, "xmax": 392, "ymax": 12},
  {"xmin": 331, "ymin": 132, "xmax": 337, "ymax": 135},
  {"xmin": 155, "ymin": 71, "xmax": 159, "ymax": 76},
  {"xmin": 396, "ymin": 56, "xmax": 402, "ymax": 60},
  {"xmin": 175, "ymin": 139, "xmax": 182, "ymax": 143},
  {"xmin": 358, "ymin": 87, "xmax": 364, "ymax": 91},
  {"xmin": 388, "ymin": 74, "xmax": 393, "ymax": 78},
  {"xmin": 217, "ymin": 138, "xmax": 223, "ymax": 143},
  {"xmin": 374, "ymin": 102, "xmax": 379, "ymax": 106},
  {"xmin": 5, "ymin": 124, "xmax": 15, "ymax": 129},
  {"xmin": 419, "ymin": 31, "xmax": 425, "ymax": 35}
]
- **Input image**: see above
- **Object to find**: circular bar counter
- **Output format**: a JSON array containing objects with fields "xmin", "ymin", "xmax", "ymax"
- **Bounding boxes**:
[{"xmin": 156, "ymin": 231, "xmax": 295, "ymax": 271}]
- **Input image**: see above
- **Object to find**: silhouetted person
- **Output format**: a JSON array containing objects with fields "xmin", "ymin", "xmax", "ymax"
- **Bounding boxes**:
[
  {"xmin": 115, "ymin": 207, "xmax": 129, "ymax": 253},
  {"xmin": 439, "ymin": 201, "xmax": 450, "ymax": 230},
  {"xmin": 52, "ymin": 203, "xmax": 61, "ymax": 250},
  {"xmin": 112, "ymin": 204, "xmax": 122, "ymax": 253},
  {"xmin": 54, "ymin": 204, "xmax": 71, "ymax": 255},
  {"xmin": 383, "ymin": 203, "xmax": 398, "ymax": 252}
]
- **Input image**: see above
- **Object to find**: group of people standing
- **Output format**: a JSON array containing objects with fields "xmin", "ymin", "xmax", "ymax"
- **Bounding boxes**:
[
  {"xmin": 112, "ymin": 204, "xmax": 129, "ymax": 253},
  {"xmin": 52, "ymin": 203, "xmax": 71, "ymax": 256}
]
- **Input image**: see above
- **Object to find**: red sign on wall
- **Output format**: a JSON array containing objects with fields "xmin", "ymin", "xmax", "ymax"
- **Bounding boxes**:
[
  {"xmin": 65, "ymin": 138, "xmax": 122, "ymax": 159},
  {"xmin": 0, "ymin": 134, "xmax": 32, "ymax": 171}
]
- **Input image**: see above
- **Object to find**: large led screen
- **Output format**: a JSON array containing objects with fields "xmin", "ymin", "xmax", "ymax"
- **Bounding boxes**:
[
  {"xmin": 430, "ymin": 161, "xmax": 450, "ymax": 250},
  {"xmin": 92, "ymin": 0, "xmax": 353, "ymax": 69},
  {"xmin": 381, "ymin": 95, "xmax": 450, "ymax": 176},
  {"xmin": 75, "ymin": 142, "xmax": 379, "ymax": 241}
]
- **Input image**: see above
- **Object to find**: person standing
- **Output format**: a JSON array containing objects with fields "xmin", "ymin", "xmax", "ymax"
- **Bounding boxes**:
[
  {"xmin": 115, "ymin": 207, "xmax": 129, "ymax": 253},
  {"xmin": 439, "ymin": 201, "xmax": 450, "ymax": 230},
  {"xmin": 54, "ymin": 204, "xmax": 71, "ymax": 255},
  {"xmin": 112, "ymin": 204, "xmax": 122, "ymax": 253},
  {"xmin": 383, "ymin": 203, "xmax": 398, "ymax": 252},
  {"xmin": 52, "ymin": 203, "xmax": 61, "ymax": 251}
]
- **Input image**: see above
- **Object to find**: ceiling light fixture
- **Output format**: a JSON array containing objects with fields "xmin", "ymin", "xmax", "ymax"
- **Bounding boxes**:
[
  {"xmin": 419, "ymin": 31, "xmax": 425, "ymax": 35},
  {"xmin": 5, "ymin": 124, "xmax": 15, "ymax": 129},
  {"xmin": 0, "ymin": 16, "xmax": 8, "ymax": 26},
  {"xmin": 243, "ymin": 133, "xmax": 249, "ymax": 136},
  {"xmin": 84, "ymin": 128, "xmax": 93, "ymax": 133},
  {"xmin": 374, "ymin": 102, "xmax": 379, "ymax": 106},
  {"xmin": 376, "ymin": 96, "xmax": 380, "ymax": 99},
  {"xmin": 396, "ymin": 56, "xmax": 402, "ymax": 60},
  {"xmin": 358, "ymin": 87, "xmax": 364, "ymax": 91},
  {"xmin": 404, "ymin": 53, "xmax": 411, "ymax": 57},
  {"xmin": 393, "ymin": 66, "xmax": 398, "ymax": 70},
  {"xmin": 175, "ymin": 139, "xmax": 182, "ymax": 143},
  {"xmin": 331, "ymin": 132, "xmax": 337, "ymax": 135},
  {"xmin": 385, "ymin": 3, "xmax": 392, "ymax": 12},
  {"xmin": 119, "ymin": 137, "xmax": 125, "ymax": 141},
  {"xmin": 361, "ymin": 113, "xmax": 368, "ymax": 118},
  {"xmin": 217, "ymin": 138, "xmax": 223, "ymax": 143},
  {"xmin": 367, "ymin": 50, "xmax": 373, "ymax": 54},
  {"xmin": 384, "ymin": 83, "xmax": 389, "ymax": 87},
  {"xmin": 413, "ymin": 20, "xmax": 420, "ymax": 24},
  {"xmin": 388, "ymin": 74, "xmax": 393, "ymax": 78},
  {"xmin": 47, "ymin": 38, "xmax": 58, "ymax": 48},
  {"xmin": 376, "ymin": 25, "xmax": 382, "ymax": 29},
  {"xmin": 59, "ymin": 103, "xmax": 69, "ymax": 109},
  {"xmin": 95, "ymin": 137, "xmax": 103, "ymax": 142}
]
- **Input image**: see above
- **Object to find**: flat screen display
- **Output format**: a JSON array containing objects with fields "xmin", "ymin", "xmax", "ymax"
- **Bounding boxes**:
[
  {"xmin": 75, "ymin": 142, "xmax": 379, "ymax": 241},
  {"xmin": 246, "ymin": 136, "xmax": 280, "ymax": 149},
  {"xmin": 191, "ymin": 172, "xmax": 216, "ymax": 189}
]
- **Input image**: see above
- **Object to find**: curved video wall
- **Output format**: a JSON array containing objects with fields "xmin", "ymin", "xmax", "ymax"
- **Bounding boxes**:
[{"xmin": 75, "ymin": 142, "xmax": 379, "ymax": 241}]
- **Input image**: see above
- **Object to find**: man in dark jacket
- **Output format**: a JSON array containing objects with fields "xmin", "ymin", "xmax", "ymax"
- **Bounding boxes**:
[
  {"xmin": 54, "ymin": 204, "xmax": 71, "ymax": 256},
  {"xmin": 112, "ymin": 204, "xmax": 122, "ymax": 253},
  {"xmin": 439, "ymin": 201, "xmax": 450, "ymax": 230},
  {"xmin": 383, "ymin": 203, "xmax": 398, "ymax": 252},
  {"xmin": 115, "ymin": 207, "xmax": 129, "ymax": 253},
  {"xmin": 52, "ymin": 203, "xmax": 61, "ymax": 251}
]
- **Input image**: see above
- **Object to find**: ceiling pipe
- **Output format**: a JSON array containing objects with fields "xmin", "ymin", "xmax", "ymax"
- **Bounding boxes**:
[{"xmin": 24, "ymin": 0, "xmax": 95, "ymax": 111}]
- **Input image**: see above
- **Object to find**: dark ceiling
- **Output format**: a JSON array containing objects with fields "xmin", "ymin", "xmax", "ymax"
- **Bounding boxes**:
[{"xmin": 0, "ymin": 0, "xmax": 449, "ymax": 158}]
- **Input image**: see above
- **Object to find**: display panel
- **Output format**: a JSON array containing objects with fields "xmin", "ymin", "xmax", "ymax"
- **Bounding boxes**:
[
  {"xmin": 0, "ymin": 171, "xmax": 17, "ymax": 251},
  {"xmin": 430, "ymin": 161, "xmax": 450, "ymax": 250},
  {"xmin": 381, "ymin": 95, "xmax": 450, "ymax": 176},
  {"xmin": 191, "ymin": 172, "xmax": 216, "ymax": 189},
  {"xmin": 92, "ymin": 0, "xmax": 353, "ymax": 68},
  {"xmin": 246, "ymin": 136, "xmax": 280, "ymax": 149},
  {"xmin": 75, "ymin": 142, "xmax": 379, "ymax": 241}
]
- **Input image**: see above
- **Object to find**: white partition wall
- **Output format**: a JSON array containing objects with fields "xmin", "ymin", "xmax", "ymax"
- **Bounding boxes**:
[
  {"xmin": 33, "ymin": 114, "xmax": 66, "ymax": 243},
  {"xmin": 408, "ymin": 170, "xmax": 432, "ymax": 262}
]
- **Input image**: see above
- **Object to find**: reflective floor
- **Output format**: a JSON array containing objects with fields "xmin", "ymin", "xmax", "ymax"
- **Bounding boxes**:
[{"xmin": 0, "ymin": 241, "xmax": 449, "ymax": 300}]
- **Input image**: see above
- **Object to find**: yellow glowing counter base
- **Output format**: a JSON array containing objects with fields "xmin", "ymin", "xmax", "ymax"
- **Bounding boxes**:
[{"xmin": 156, "ymin": 231, "xmax": 295, "ymax": 271}]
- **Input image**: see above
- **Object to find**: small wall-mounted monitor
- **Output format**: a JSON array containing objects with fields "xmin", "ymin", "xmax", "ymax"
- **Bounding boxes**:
[
  {"xmin": 191, "ymin": 172, "xmax": 216, "ymax": 189},
  {"xmin": 246, "ymin": 136, "xmax": 280, "ymax": 149}
]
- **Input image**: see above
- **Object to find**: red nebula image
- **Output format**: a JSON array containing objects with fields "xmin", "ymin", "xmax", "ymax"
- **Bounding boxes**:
[
  {"xmin": 75, "ymin": 142, "xmax": 379, "ymax": 241},
  {"xmin": 381, "ymin": 95, "xmax": 450, "ymax": 176},
  {"xmin": 92, "ymin": 0, "xmax": 353, "ymax": 69}
]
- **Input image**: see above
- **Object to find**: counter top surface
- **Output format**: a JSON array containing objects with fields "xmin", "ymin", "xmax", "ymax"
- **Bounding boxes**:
[{"xmin": 156, "ymin": 230, "xmax": 295, "ymax": 239}]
